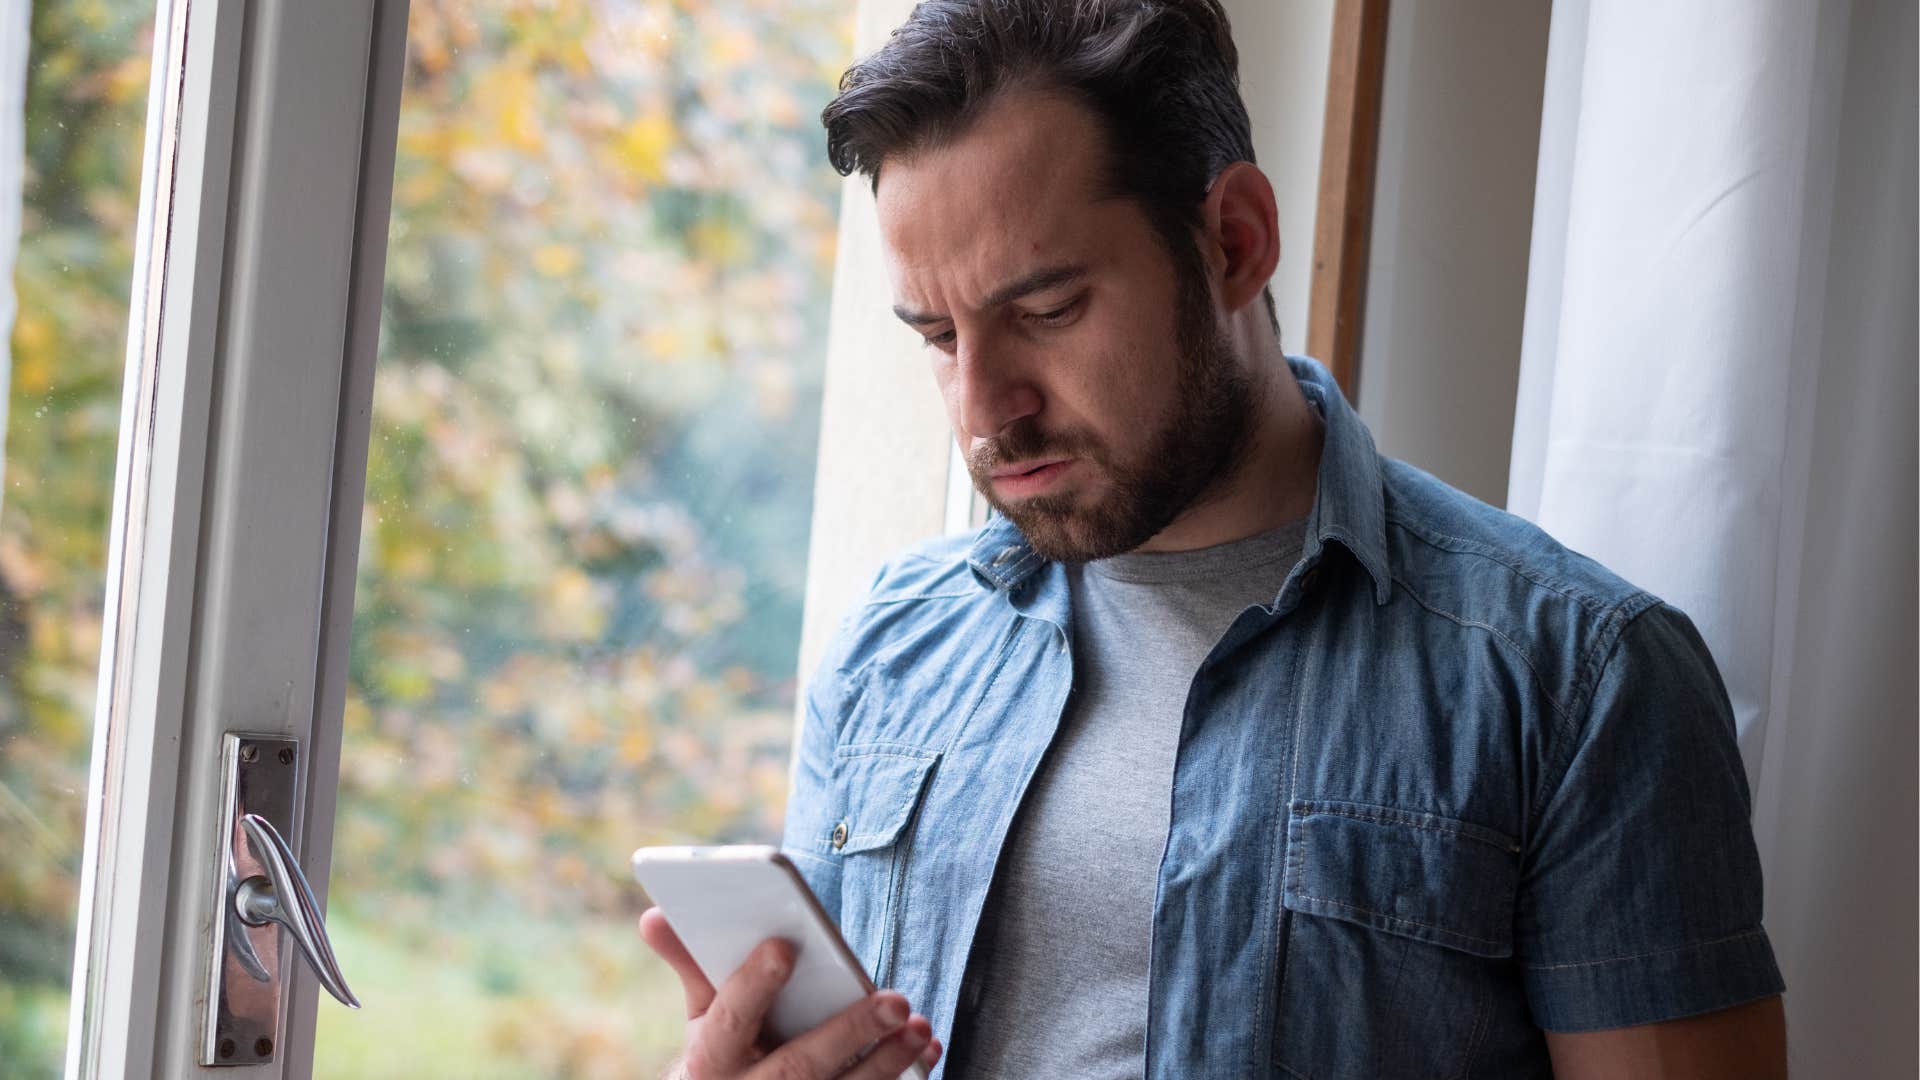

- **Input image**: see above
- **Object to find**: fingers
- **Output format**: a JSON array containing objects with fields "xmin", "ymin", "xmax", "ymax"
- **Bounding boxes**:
[
  {"xmin": 638, "ymin": 915, "xmax": 940, "ymax": 1080},
  {"xmin": 919, "ymin": 1034, "xmax": 943, "ymax": 1070},
  {"xmin": 638, "ymin": 908, "xmax": 716, "ymax": 1018},
  {"xmin": 837, "ymin": 1014, "xmax": 936, "ymax": 1080},
  {"xmin": 696, "ymin": 938, "xmax": 797, "ymax": 1072},
  {"xmin": 766, "ymin": 991, "xmax": 927, "ymax": 1080}
]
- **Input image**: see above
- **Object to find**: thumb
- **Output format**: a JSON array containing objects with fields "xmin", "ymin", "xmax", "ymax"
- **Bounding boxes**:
[{"xmin": 639, "ymin": 907, "xmax": 717, "ymax": 1017}]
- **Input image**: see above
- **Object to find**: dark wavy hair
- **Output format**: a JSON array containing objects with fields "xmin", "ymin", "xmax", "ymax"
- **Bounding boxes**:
[{"xmin": 821, "ymin": 0, "xmax": 1277, "ymax": 335}]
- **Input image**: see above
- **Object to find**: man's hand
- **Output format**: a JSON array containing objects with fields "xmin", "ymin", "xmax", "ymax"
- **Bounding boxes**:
[{"xmin": 639, "ymin": 907, "xmax": 944, "ymax": 1079}]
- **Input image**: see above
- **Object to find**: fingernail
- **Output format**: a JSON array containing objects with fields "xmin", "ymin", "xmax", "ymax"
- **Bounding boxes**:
[{"xmin": 878, "ymin": 998, "xmax": 909, "ymax": 1026}]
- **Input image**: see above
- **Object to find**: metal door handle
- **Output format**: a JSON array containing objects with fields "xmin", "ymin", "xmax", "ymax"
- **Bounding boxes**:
[
  {"xmin": 234, "ymin": 812, "xmax": 361, "ymax": 1009},
  {"xmin": 205, "ymin": 733, "xmax": 357, "ymax": 1066}
]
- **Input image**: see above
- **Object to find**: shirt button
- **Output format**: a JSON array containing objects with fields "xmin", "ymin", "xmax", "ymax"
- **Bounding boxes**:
[{"xmin": 831, "ymin": 821, "xmax": 849, "ymax": 850}]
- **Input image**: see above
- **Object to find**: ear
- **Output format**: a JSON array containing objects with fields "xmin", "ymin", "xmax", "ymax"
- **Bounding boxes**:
[{"xmin": 1201, "ymin": 162, "xmax": 1281, "ymax": 316}]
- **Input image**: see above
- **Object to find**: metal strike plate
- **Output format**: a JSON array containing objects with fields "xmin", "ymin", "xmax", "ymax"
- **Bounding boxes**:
[{"xmin": 203, "ymin": 733, "xmax": 300, "ymax": 1066}]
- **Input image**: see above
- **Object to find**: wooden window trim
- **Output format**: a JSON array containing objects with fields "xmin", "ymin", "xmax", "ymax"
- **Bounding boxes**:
[{"xmin": 1307, "ymin": 0, "xmax": 1391, "ymax": 401}]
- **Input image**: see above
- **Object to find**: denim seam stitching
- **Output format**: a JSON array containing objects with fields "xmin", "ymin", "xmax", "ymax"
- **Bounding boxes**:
[
  {"xmin": 1387, "ymin": 574, "xmax": 1571, "ymax": 726},
  {"xmin": 1268, "ymin": 632, "xmax": 1310, "ymax": 1074},
  {"xmin": 841, "ymin": 830, "xmax": 904, "ymax": 848},
  {"xmin": 1379, "ymin": 915, "xmax": 1418, "ymax": 1067},
  {"xmin": 1454, "ymin": 980, "xmax": 1497, "ymax": 1080},
  {"xmin": 1271, "ymin": 822, "xmax": 1307, "ymax": 1073},
  {"xmin": 833, "ymin": 745, "xmax": 942, "ymax": 761},
  {"xmin": 1527, "ymin": 602, "xmax": 1651, "ymax": 827},
  {"xmin": 861, "ymin": 591, "xmax": 976, "ymax": 607},
  {"xmin": 1382, "ymin": 512, "xmax": 1617, "ymax": 618},
  {"xmin": 942, "ymin": 615, "xmax": 1028, "ymax": 757},
  {"xmin": 1520, "ymin": 927, "xmax": 1771, "ymax": 971},
  {"xmin": 1289, "ymin": 893, "xmax": 1509, "ymax": 950},
  {"xmin": 1003, "ymin": 548, "xmax": 1044, "ymax": 586},
  {"xmin": 877, "ymin": 771, "xmax": 937, "ymax": 991},
  {"xmin": 841, "ymin": 828, "xmax": 910, "ymax": 848},
  {"xmin": 1292, "ymin": 801, "xmax": 1521, "ymax": 854},
  {"xmin": 1568, "ymin": 596, "xmax": 1656, "ymax": 704},
  {"xmin": 786, "ymin": 848, "xmax": 836, "ymax": 871}
]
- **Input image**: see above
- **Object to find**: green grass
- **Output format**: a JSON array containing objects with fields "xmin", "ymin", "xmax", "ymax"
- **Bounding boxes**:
[
  {"xmin": 0, "ymin": 911, "xmax": 690, "ymax": 1079},
  {"xmin": 0, "ymin": 979, "xmax": 70, "ymax": 1077},
  {"xmin": 313, "ymin": 909, "xmax": 687, "ymax": 1079}
]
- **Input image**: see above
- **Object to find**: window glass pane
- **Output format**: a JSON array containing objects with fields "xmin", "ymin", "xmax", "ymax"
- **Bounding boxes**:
[
  {"xmin": 0, "ymin": 1, "xmax": 155, "ymax": 1071},
  {"xmin": 315, "ymin": 3, "xmax": 851, "ymax": 1075}
]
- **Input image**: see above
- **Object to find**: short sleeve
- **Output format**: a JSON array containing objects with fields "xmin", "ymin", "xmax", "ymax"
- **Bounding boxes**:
[{"xmin": 1517, "ymin": 602, "xmax": 1786, "ymax": 1032}]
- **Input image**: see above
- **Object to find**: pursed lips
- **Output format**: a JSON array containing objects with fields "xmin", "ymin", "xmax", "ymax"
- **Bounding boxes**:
[
  {"xmin": 990, "ymin": 458, "xmax": 1070, "ymax": 479},
  {"xmin": 988, "ymin": 458, "xmax": 1076, "ymax": 497}
]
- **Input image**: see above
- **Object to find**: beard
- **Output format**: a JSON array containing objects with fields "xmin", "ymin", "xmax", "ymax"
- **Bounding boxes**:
[{"xmin": 966, "ymin": 257, "xmax": 1259, "ymax": 563}]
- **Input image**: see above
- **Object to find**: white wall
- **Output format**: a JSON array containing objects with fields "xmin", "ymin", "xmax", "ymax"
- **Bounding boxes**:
[
  {"xmin": 796, "ymin": 0, "xmax": 954, "ymax": 686},
  {"xmin": 1354, "ymin": 2, "xmax": 1551, "ymax": 507},
  {"xmin": 1225, "ymin": 0, "xmax": 1334, "ymax": 352}
]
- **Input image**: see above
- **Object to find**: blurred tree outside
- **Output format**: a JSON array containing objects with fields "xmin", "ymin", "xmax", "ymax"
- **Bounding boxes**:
[
  {"xmin": 317, "ymin": 1, "xmax": 854, "ymax": 1076},
  {"xmin": 0, "ymin": 0, "xmax": 854, "ymax": 1076},
  {"xmin": 0, "ymin": 0, "xmax": 153, "ymax": 1073}
]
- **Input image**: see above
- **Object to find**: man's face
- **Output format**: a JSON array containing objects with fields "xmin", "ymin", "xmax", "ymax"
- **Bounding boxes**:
[{"xmin": 876, "ymin": 92, "xmax": 1255, "ymax": 563}]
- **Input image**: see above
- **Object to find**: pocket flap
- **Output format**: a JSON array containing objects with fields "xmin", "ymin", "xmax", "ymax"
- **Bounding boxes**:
[
  {"xmin": 830, "ymin": 745, "xmax": 940, "ymax": 854},
  {"xmin": 1282, "ymin": 799, "xmax": 1520, "ymax": 958}
]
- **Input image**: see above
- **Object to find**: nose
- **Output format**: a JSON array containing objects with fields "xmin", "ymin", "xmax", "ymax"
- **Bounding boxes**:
[{"xmin": 951, "ymin": 338, "xmax": 1042, "ymax": 442}]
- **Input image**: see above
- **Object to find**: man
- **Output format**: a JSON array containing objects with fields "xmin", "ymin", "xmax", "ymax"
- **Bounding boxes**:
[{"xmin": 640, "ymin": 1, "xmax": 1789, "ymax": 1076}]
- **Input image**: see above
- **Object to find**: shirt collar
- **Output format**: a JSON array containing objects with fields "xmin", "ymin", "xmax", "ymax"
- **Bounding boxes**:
[
  {"xmin": 1290, "ymin": 355, "xmax": 1393, "ymax": 605},
  {"xmin": 967, "ymin": 355, "xmax": 1392, "ymax": 606}
]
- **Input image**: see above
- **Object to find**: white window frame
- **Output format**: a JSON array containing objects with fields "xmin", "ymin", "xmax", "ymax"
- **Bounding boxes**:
[
  {"xmin": 63, "ymin": 0, "xmax": 405, "ymax": 1075},
  {"xmin": 60, "ymin": 0, "xmax": 958, "ymax": 1074}
]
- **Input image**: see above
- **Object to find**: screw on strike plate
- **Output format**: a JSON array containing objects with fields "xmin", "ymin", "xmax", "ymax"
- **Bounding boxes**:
[
  {"xmin": 240, "ymin": 745, "xmax": 258, "ymax": 763},
  {"xmin": 255, "ymin": 1037, "xmax": 274, "ymax": 1057},
  {"xmin": 217, "ymin": 1038, "xmax": 236, "ymax": 1059},
  {"xmin": 278, "ymin": 747, "xmax": 295, "ymax": 765}
]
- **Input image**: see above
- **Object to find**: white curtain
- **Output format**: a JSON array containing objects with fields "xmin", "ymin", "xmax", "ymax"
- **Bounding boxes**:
[{"xmin": 1509, "ymin": 0, "xmax": 1916, "ymax": 1074}]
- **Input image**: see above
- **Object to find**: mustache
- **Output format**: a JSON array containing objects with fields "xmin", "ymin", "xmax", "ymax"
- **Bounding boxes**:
[{"xmin": 967, "ymin": 421, "xmax": 1102, "ymax": 474}]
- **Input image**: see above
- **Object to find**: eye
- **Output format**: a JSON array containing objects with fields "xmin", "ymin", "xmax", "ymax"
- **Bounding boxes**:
[
  {"xmin": 1025, "ymin": 297, "xmax": 1082, "ymax": 327},
  {"xmin": 922, "ymin": 327, "xmax": 957, "ymax": 350}
]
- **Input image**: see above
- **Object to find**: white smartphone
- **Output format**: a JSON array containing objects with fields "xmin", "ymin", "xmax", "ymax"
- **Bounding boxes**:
[{"xmin": 632, "ymin": 844, "xmax": 930, "ymax": 1080}]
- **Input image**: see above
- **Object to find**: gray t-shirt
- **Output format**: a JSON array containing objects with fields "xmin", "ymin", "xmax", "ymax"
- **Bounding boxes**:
[{"xmin": 951, "ymin": 520, "xmax": 1309, "ymax": 1079}]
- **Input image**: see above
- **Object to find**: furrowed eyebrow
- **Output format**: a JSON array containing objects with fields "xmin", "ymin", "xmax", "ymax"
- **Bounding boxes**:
[
  {"xmin": 892, "ymin": 304, "xmax": 947, "ymax": 328},
  {"xmin": 891, "ymin": 263, "xmax": 1089, "ymax": 328}
]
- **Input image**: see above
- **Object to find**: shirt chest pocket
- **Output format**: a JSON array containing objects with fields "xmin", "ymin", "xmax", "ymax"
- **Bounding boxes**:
[
  {"xmin": 828, "ymin": 745, "xmax": 940, "ymax": 987},
  {"xmin": 1274, "ymin": 800, "xmax": 1523, "ymax": 1080}
]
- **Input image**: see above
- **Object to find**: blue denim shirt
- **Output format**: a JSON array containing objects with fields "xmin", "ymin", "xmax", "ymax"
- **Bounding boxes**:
[{"xmin": 782, "ymin": 357, "xmax": 1784, "ymax": 1078}]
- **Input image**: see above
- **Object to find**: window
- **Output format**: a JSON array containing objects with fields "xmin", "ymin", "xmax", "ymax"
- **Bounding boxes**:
[
  {"xmin": 0, "ymin": 3, "xmax": 156, "ymax": 1072},
  {"xmin": 314, "ymin": 4, "xmax": 853, "ymax": 1074}
]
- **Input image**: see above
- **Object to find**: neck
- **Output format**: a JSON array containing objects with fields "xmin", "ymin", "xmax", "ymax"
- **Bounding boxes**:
[{"xmin": 1135, "ymin": 346, "xmax": 1323, "ymax": 554}]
